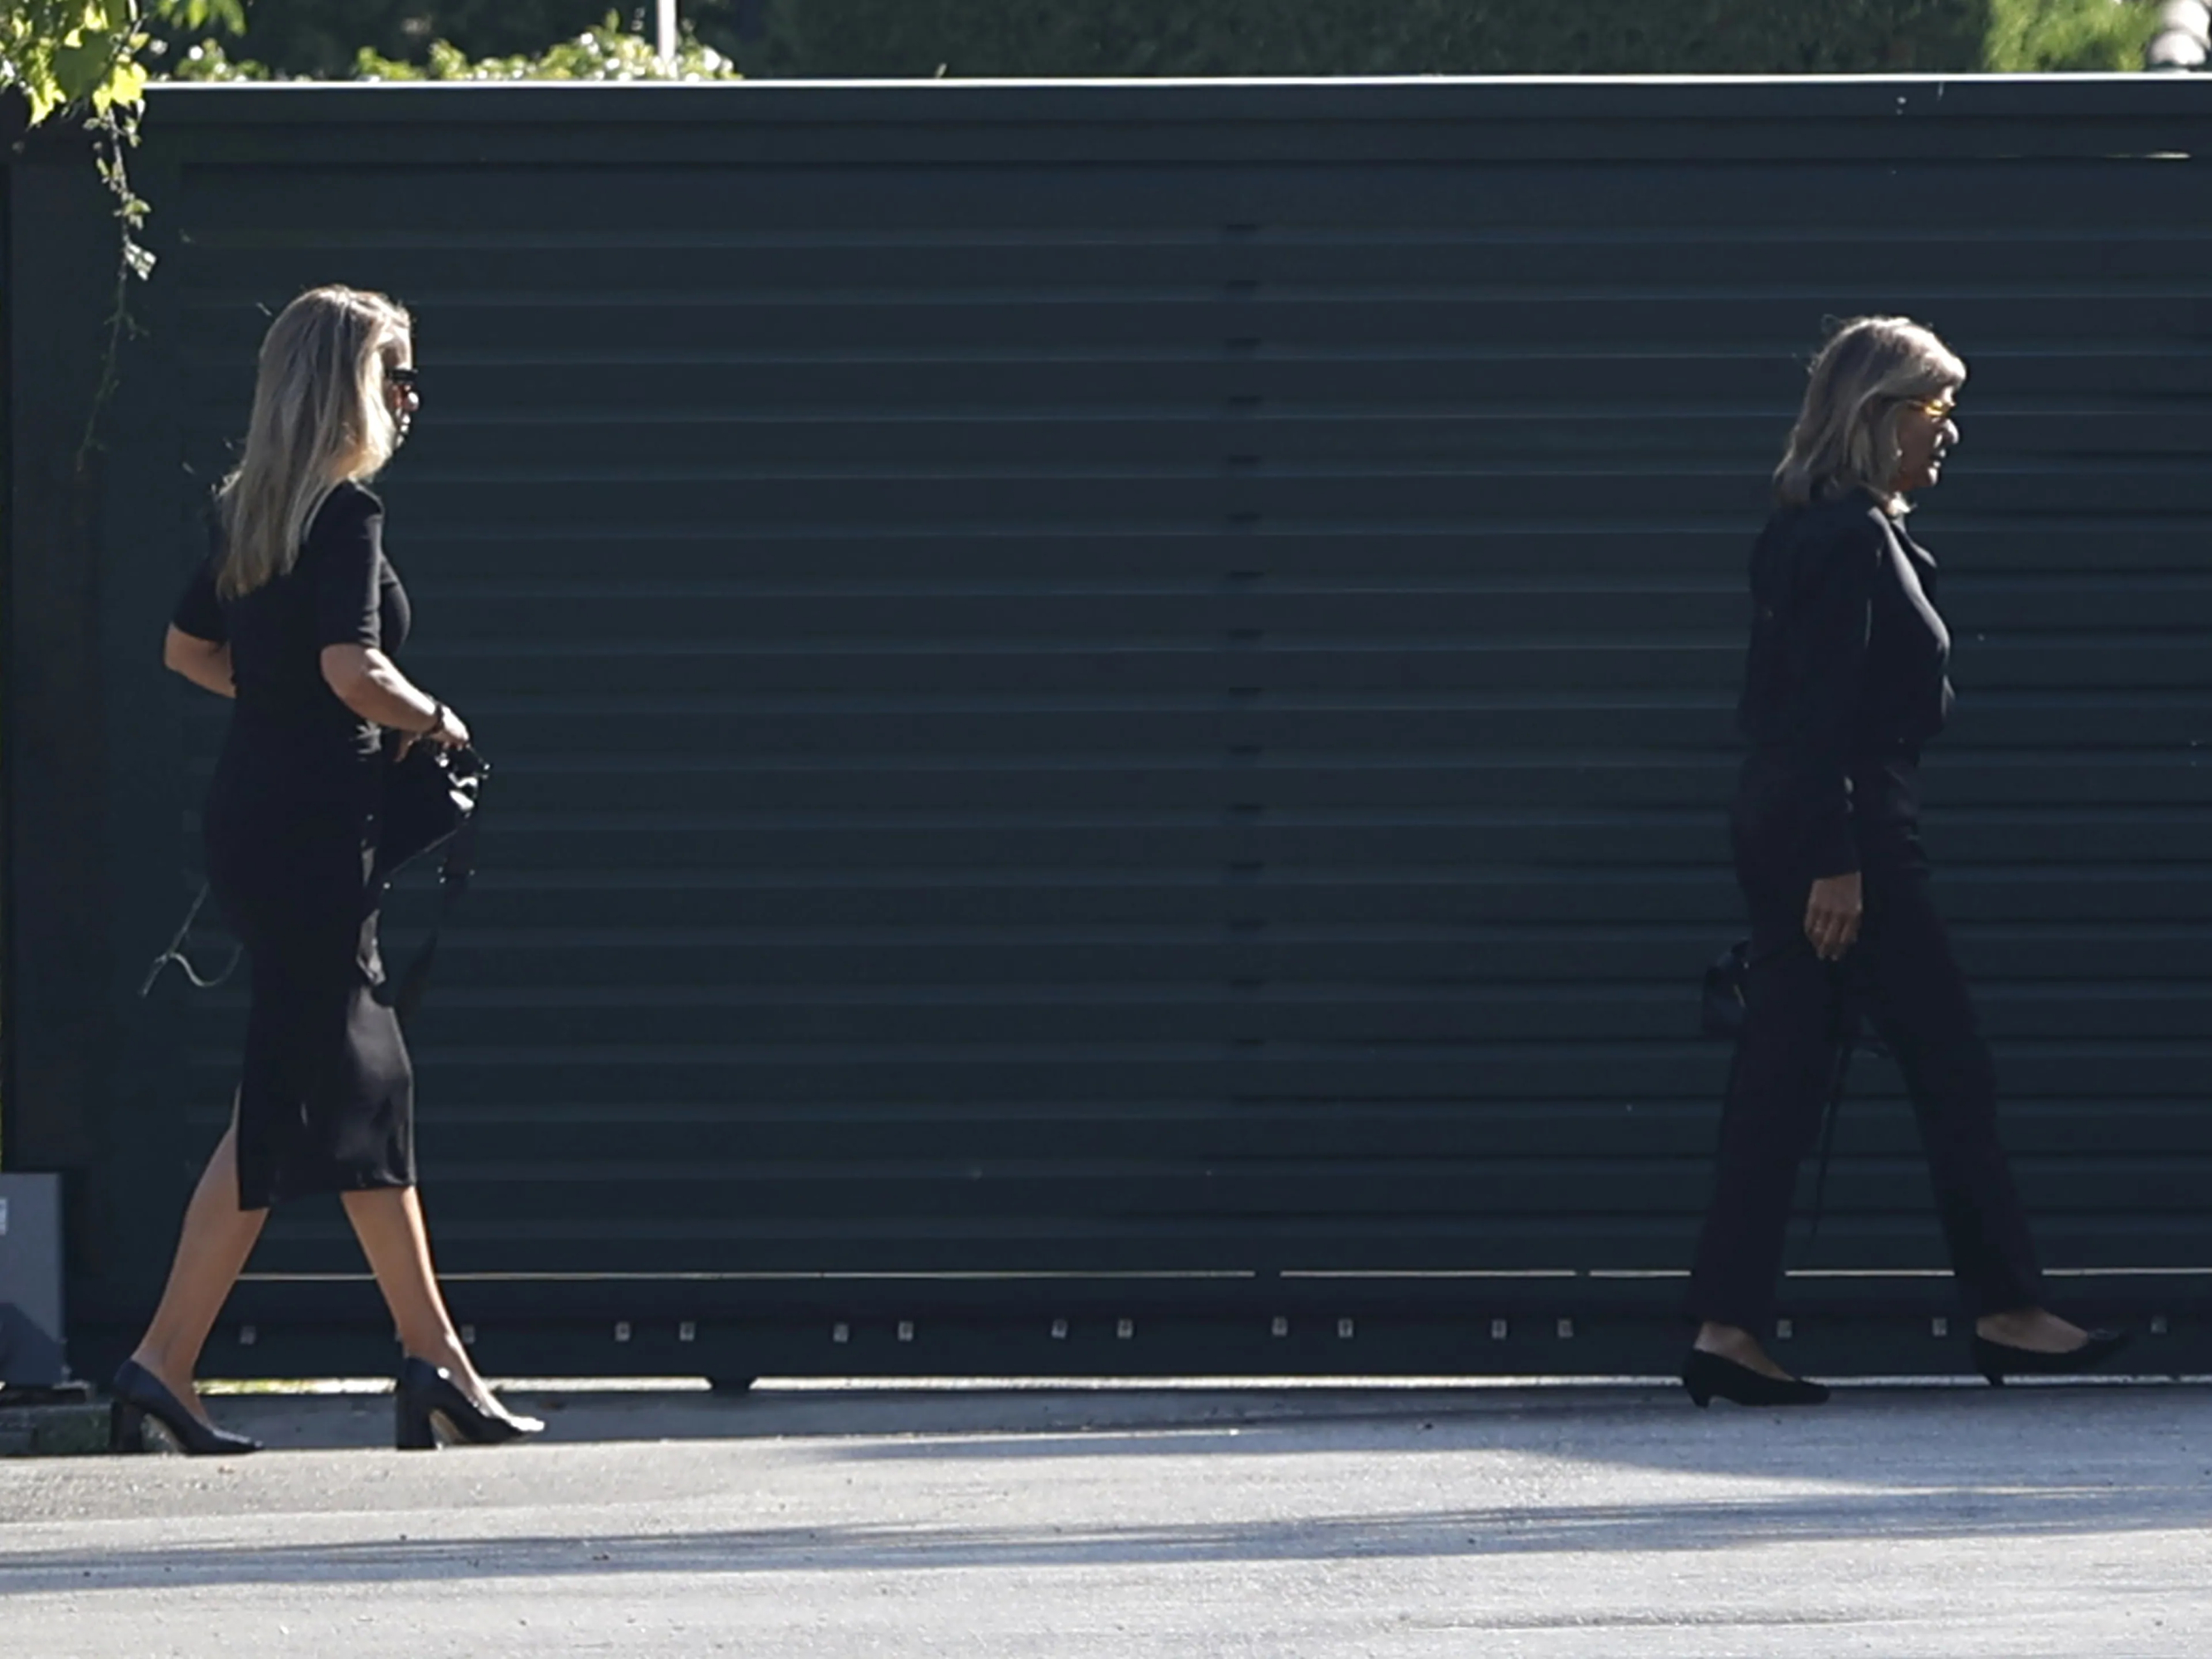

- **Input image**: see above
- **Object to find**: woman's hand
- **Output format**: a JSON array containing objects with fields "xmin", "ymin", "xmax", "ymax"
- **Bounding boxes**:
[
  {"xmin": 1804, "ymin": 872, "xmax": 1864, "ymax": 961},
  {"xmin": 396, "ymin": 702, "xmax": 469, "ymax": 761}
]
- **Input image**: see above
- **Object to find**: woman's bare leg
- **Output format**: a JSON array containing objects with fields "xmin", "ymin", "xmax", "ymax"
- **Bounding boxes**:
[
  {"xmin": 340, "ymin": 1185, "xmax": 497, "ymax": 1408},
  {"xmin": 1701, "ymin": 1312, "xmax": 2088, "ymax": 1374},
  {"xmin": 1975, "ymin": 1307, "xmax": 2090, "ymax": 1351},
  {"xmin": 128, "ymin": 1121, "xmax": 268, "ymax": 1425}
]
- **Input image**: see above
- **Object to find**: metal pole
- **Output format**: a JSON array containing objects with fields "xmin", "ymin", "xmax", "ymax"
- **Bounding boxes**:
[{"xmin": 655, "ymin": 0, "xmax": 678, "ymax": 66}]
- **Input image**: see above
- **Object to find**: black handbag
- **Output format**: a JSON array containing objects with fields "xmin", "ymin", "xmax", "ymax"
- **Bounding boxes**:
[
  {"xmin": 1701, "ymin": 939, "xmax": 1755, "ymax": 1041},
  {"xmin": 374, "ymin": 739, "xmax": 489, "ymax": 885},
  {"xmin": 372, "ymin": 741, "xmax": 490, "ymax": 1021},
  {"xmin": 143, "ymin": 741, "xmax": 489, "ymax": 1024}
]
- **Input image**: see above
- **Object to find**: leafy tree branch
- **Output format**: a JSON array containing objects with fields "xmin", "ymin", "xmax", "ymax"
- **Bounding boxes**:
[{"xmin": 4, "ymin": 0, "xmax": 246, "ymax": 463}]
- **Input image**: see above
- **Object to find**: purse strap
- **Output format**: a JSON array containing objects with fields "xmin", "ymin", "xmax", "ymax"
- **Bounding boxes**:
[
  {"xmin": 143, "ymin": 796, "xmax": 483, "ymax": 1021},
  {"xmin": 379, "ymin": 802, "xmax": 481, "ymax": 1024},
  {"xmin": 1795, "ymin": 1014, "xmax": 1857, "ymax": 1267},
  {"xmin": 1704, "ymin": 938, "xmax": 1861, "ymax": 1272},
  {"xmin": 138, "ymin": 883, "xmax": 244, "ymax": 996}
]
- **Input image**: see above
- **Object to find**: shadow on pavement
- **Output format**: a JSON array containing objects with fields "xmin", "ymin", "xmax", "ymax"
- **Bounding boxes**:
[{"xmin": 0, "ymin": 1471, "xmax": 2203, "ymax": 1594}]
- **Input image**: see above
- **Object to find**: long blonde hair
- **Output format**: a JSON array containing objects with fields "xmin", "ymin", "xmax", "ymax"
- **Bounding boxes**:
[
  {"xmin": 1773, "ymin": 316, "xmax": 1964, "ymax": 516},
  {"xmin": 215, "ymin": 286, "xmax": 413, "ymax": 599}
]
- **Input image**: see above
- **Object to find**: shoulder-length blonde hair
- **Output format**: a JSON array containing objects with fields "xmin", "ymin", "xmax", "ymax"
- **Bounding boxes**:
[
  {"xmin": 215, "ymin": 286, "xmax": 413, "ymax": 599},
  {"xmin": 1773, "ymin": 315, "xmax": 1965, "ymax": 517}
]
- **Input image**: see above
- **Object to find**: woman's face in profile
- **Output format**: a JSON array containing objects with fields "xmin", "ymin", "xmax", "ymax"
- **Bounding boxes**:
[
  {"xmin": 384, "ymin": 338, "xmax": 419, "ymax": 445},
  {"xmin": 1894, "ymin": 387, "xmax": 1959, "ymax": 495}
]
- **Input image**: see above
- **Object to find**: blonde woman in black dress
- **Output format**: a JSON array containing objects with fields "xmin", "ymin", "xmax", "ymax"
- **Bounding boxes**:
[{"xmin": 112, "ymin": 286, "xmax": 541, "ymax": 1454}]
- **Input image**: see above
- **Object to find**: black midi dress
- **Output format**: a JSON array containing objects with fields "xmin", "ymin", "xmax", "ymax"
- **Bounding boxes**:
[{"xmin": 172, "ymin": 480, "xmax": 417, "ymax": 1210}]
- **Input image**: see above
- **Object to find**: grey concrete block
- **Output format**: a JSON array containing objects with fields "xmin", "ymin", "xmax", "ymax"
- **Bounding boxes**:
[
  {"xmin": 0, "ymin": 1400, "xmax": 109, "ymax": 1457},
  {"xmin": 0, "ymin": 1175, "xmax": 66, "ymax": 1388}
]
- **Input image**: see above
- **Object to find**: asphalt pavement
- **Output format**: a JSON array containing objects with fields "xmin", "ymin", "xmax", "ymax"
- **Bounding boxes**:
[{"xmin": 2, "ymin": 1379, "xmax": 2206, "ymax": 1657}]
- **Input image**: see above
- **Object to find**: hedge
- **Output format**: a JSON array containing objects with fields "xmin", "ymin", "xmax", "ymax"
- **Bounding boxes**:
[
  {"xmin": 150, "ymin": 0, "xmax": 2158, "ymax": 82},
  {"xmin": 744, "ymin": 0, "xmax": 1996, "ymax": 78}
]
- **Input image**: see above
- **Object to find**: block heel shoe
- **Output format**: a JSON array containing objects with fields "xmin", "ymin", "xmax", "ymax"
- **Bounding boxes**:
[
  {"xmin": 109, "ymin": 1360, "xmax": 261, "ymax": 1456},
  {"xmin": 1972, "ymin": 1328, "xmax": 2131, "ymax": 1387},
  {"xmin": 393, "ymin": 1356, "xmax": 544, "ymax": 1451},
  {"xmin": 1681, "ymin": 1348, "xmax": 1830, "ymax": 1408}
]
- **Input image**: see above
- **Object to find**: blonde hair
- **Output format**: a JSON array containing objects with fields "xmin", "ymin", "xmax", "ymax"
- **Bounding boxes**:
[
  {"xmin": 215, "ymin": 286, "xmax": 413, "ymax": 599},
  {"xmin": 1773, "ymin": 316, "xmax": 1965, "ymax": 517}
]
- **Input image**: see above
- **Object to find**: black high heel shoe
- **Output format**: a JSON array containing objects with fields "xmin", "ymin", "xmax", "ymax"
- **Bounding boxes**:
[
  {"xmin": 109, "ymin": 1360, "xmax": 261, "ymax": 1456},
  {"xmin": 1971, "ymin": 1328, "xmax": 2131, "ymax": 1387},
  {"xmin": 1682, "ymin": 1348, "xmax": 1830, "ymax": 1408},
  {"xmin": 394, "ymin": 1356, "xmax": 545, "ymax": 1451}
]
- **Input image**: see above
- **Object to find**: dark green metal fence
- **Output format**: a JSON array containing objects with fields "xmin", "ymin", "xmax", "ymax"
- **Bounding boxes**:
[{"xmin": 8, "ymin": 77, "xmax": 2212, "ymax": 1382}]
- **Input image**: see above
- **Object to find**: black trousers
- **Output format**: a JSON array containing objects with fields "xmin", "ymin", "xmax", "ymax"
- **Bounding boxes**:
[{"xmin": 1685, "ymin": 771, "xmax": 2044, "ymax": 1332}]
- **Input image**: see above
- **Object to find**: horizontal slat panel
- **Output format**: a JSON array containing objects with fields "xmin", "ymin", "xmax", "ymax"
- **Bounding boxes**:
[{"xmin": 90, "ymin": 80, "xmax": 2212, "ymax": 1371}]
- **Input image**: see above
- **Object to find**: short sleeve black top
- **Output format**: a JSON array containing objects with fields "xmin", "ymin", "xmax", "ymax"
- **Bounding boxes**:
[
  {"xmin": 1735, "ymin": 488, "xmax": 1954, "ymax": 878},
  {"xmin": 173, "ymin": 481, "xmax": 411, "ymax": 763}
]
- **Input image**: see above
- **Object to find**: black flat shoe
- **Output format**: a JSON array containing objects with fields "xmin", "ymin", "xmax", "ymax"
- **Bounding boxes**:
[
  {"xmin": 109, "ymin": 1360, "xmax": 261, "ymax": 1456},
  {"xmin": 1682, "ymin": 1348, "xmax": 1830, "ymax": 1408},
  {"xmin": 394, "ymin": 1356, "xmax": 545, "ymax": 1451},
  {"xmin": 1971, "ymin": 1328, "xmax": 2131, "ymax": 1387}
]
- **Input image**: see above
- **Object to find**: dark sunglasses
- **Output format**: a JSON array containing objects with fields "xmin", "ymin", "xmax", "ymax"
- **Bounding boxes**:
[{"xmin": 388, "ymin": 366, "xmax": 421, "ymax": 394}]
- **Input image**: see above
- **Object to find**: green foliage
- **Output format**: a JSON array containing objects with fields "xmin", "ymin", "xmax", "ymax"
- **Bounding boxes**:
[
  {"xmin": 7, "ymin": 0, "xmax": 137, "ymax": 124},
  {"xmin": 1, "ymin": 0, "xmax": 245, "ymax": 343},
  {"xmin": 144, "ymin": 0, "xmax": 719, "ymax": 81},
  {"xmin": 154, "ymin": 32, "xmax": 260, "ymax": 75},
  {"xmin": 1981, "ymin": 0, "xmax": 2158, "ymax": 69},
  {"xmin": 355, "ymin": 13, "xmax": 739, "ymax": 78},
  {"xmin": 158, "ymin": 11, "xmax": 737, "ymax": 78},
  {"xmin": 0, "ymin": 0, "xmax": 246, "ymax": 479},
  {"xmin": 0, "ymin": 0, "xmax": 243, "ymax": 121},
  {"xmin": 742, "ymin": 0, "xmax": 1997, "ymax": 78},
  {"xmin": 129, "ymin": 0, "xmax": 2171, "ymax": 83},
  {"xmin": 12, "ymin": 0, "xmax": 2171, "ymax": 109},
  {"xmin": 110, "ymin": 0, "xmax": 2172, "ymax": 85}
]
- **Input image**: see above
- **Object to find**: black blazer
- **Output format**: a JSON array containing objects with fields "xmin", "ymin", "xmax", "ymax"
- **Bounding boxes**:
[{"xmin": 1734, "ymin": 488, "xmax": 1953, "ymax": 878}]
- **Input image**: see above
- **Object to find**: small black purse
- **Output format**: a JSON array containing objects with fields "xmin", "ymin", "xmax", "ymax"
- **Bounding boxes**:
[
  {"xmin": 140, "ymin": 741, "xmax": 489, "ymax": 1023},
  {"xmin": 1701, "ymin": 939, "xmax": 1754, "ymax": 1042},
  {"xmin": 374, "ymin": 738, "xmax": 489, "ymax": 886},
  {"xmin": 372, "ymin": 740, "xmax": 490, "ymax": 1020}
]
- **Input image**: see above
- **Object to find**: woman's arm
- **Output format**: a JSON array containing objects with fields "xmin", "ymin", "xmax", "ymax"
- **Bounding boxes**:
[
  {"xmin": 319, "ymin": 645, "xmax": 469, "ymax": 749},
  {"xmin": 1786, "ymin": 518, "xmax": 1883, "ymax": 960},
  {"xmin": 1788, "ymin": 528, "xmax": 1879, "ymax": 869},
  {"xmin": 163, "ymin": 625, "xmax": 236, "ymax": 698}
]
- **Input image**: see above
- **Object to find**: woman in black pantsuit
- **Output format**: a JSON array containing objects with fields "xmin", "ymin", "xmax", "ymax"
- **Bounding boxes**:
[
  {"xmin": 113, "ymin": 287, "xmax": 542, "ymax": 1454},
  {"xmin": 1682, "ymin": 316, "xmax": 2129, "ymax": 1408}
]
